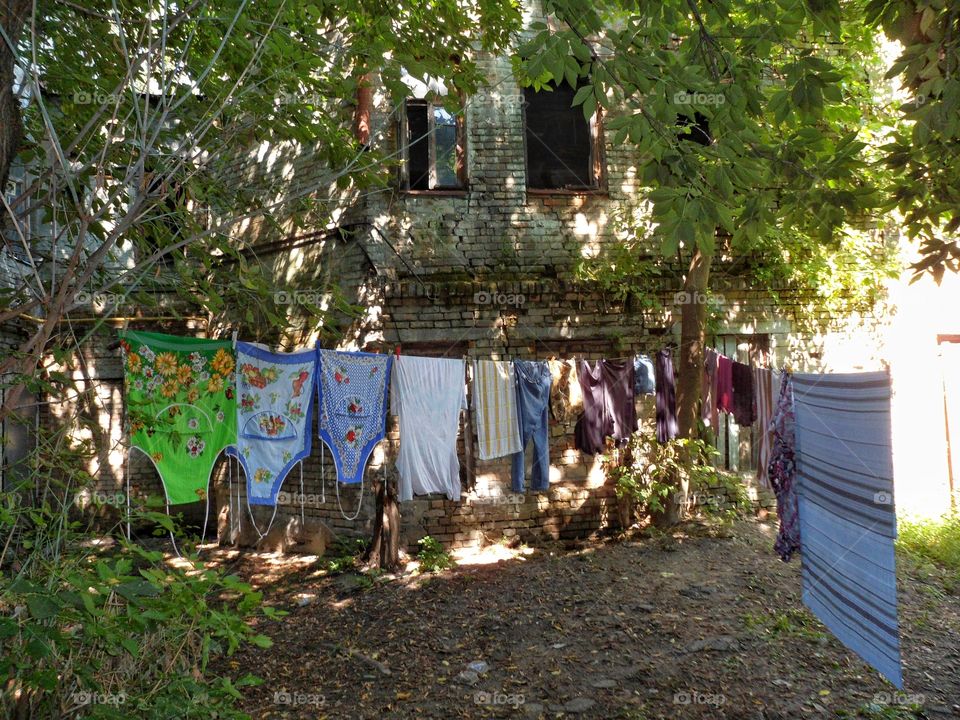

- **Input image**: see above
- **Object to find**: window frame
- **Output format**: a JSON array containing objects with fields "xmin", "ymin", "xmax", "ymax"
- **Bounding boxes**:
[
  {"xmin": 399, "ymin": 98, "xmax": 468, "ymax": 194},
  {"xmin": 521, "ymin": 81, "xmax": 606, "ymax": 195}
]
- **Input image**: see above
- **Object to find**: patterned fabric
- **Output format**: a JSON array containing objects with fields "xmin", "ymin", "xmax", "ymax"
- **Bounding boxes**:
[
  {"xmin": 317, "ymin": 349, "xmax": 392, "ymax": 485},
  {"xmin": 119, "ymin": 330, "xmax": 236, "ymax": 505},
  {"xmin": 229, "ymin": 343, "xmax": 316, "ymax": 506},
  {"xmin": 472, "ymin": 360, "xmax": 523, "ymax": 460},
  {"xmin": 391, "ymin": 355, "xmax": 467, "ymax": 502},
  {"xmin": 655, "ymin": 349, "xmax": 678, "ymax": 443},
  {"xmin": 753, "ymin": 366, "xmax": 776, "ymax": 489},
  {"xmin": 548, "ymin": 359, "xmax": 583, "ymax": 423},
  {"xmin": 793, "ymin": 371, "xmax": 902, "ymax": 688},
  {"xmin": 768, "ymin": 372, "xmax": 800, "ymax": 561}
]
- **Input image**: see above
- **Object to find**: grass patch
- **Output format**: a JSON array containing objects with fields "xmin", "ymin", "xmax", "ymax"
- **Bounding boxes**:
[{"xmin": 896, "ymin": 513, "xmax": 960, "ymax": 591}]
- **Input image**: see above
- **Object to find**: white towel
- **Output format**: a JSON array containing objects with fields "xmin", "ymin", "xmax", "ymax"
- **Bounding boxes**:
[
  {"xmin": 472, "ymin": 360, "xmax": 523, "ymax": 460},
  {"xmin": 391, "ymin": 355, "xmax": 467, "ymax": 502}
]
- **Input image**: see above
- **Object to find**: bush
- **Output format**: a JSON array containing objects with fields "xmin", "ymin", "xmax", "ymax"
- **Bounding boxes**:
[
  {"xmin": 0, "ymin": 486, "xmax": 272, "ymax": 719},
  {"xmin": 603, "ymin": 431, "xmax": 720, "ymax": 517},
  {"xmin": 416, "ymin": 536, "xmax": 452, "ymax": 572}
]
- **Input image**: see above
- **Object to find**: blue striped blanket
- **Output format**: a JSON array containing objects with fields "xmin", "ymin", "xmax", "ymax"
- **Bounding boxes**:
[{"xmin": 793, "ymin": 371, "xmax": 902, "ymax": 688}]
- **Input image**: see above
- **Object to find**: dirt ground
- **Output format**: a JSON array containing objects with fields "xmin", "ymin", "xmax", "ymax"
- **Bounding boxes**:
[{"xmin": 210, "ymin": 519, "xmax": 960, "ymax": 719}]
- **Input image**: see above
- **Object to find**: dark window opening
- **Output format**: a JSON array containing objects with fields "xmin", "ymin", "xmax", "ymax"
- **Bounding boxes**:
[
  {"xmin": 402, "ymin": 99, "xmax": 466, "ymax": 191},
  {"xmin": 524, "ymin": 81, "xmax": 602, "ymax": 190},
  {"xmin": 677, "ymin": 111, "xmax": 712, "ymax": 146}
]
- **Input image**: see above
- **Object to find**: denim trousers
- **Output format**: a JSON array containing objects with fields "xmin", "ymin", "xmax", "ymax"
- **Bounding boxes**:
[{"xmin": 511, "ymin": 360, "xmax": 552, "ymax": 492}]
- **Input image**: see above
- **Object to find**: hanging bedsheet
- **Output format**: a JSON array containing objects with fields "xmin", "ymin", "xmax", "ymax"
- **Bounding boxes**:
[
  {"xmin": 316, "ymin": 349, "xmax": 392, "ymax": 486},
  {"xmin": 229, "ymin": 342, "xmax": 316, "ymax": 505},
  {"xmin": 119, "ymin": 330, "xmax": 237, "ymax": 505},
  {"xmin": 793, "ymin": 371, "xmax": 902, "ymax": 688}
]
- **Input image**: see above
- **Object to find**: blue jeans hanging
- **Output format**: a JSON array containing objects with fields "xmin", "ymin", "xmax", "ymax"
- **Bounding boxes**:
[{"xmin": 511, "ymin": 360, "xmax": 552, "ymax": 492}]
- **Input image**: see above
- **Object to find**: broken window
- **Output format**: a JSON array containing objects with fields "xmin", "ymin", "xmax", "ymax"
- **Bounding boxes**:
[
  {"xmin": 523, "ymin": 81, "xmax": 603, "ymax": 190},
  {"xmin": 401, "ymin": 99, "xmax": 466, "ymax": 191}
]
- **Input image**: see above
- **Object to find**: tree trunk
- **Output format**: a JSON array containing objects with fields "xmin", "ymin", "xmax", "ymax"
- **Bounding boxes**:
[
  {"xmin": 661, "ymin": 247, "xmax": 713, "ymax": 524},
  {"xmin": 0, "ymin": 0, "xmax": 31, "ymax": 194},
  {"xmin": 365, "ymin": 475, "xmax": 401, "ymax": 571}
]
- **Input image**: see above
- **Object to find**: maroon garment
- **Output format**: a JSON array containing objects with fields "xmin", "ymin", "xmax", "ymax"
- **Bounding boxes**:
[
  {"xmin": 716, "ymin": 354, "xmax": 734, "ymax": 413},
  {"xmin": 731, "ymin": 361, "xmax": 756, "ymax": 426},
  {"xmin": 574, "ymin": 359, "xmax": 637, "ymax": 455}
]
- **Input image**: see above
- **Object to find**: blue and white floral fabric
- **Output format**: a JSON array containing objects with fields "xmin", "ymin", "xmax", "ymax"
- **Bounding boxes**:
[
  {"xmin": 316, "ymin": 349, "xmax": 392, "ymax": 485},
  {"xmin": 228, "ymin": 342, "xmax": 316, "ymax": 505}
]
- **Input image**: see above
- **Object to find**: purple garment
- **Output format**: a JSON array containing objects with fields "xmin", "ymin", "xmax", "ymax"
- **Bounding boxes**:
[
  {"xmin": 655, "ymin": 349, "xmax": 678, "ymax": 443},
  {"xmin": 768, "ymin": 373, "xmax": 800, "ymax": 561},
  {"xmin": 716, "ymin": 354, "xmax": 733, "ymax": 413},
  {"xmin": 574, "ymin": 359, "xmax": 637, "ymax": 455},
  {"xmin": 731, "ymin": 361, "xmax": 756, "ymax": 426}
]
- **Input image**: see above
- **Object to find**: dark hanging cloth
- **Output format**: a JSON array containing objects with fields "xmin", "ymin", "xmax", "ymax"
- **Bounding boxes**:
[
  {"xmin": 655, "ymin": 349, "xmax": 678, "ymax": 443},
  {"xmin": 574, "ymin": 359, "xmax": 637, "ymax": 455},
  {"xmin": 731, "ymin": 361, "xmax": 756, "ymax": 426},
  {"xmin": 574, "ymin": 360, "xmax": 605, "ymax": 455},
  {"xmin": 716, "ymin": 353, "xmax": 734, "ymax": 413},
  {"xmin": 768, "ymin": 373, "xmax": 800, "ymax": 562},
  {"xmin": 602, "ymin": 358, "xmax": 638, "ymax": 442}
]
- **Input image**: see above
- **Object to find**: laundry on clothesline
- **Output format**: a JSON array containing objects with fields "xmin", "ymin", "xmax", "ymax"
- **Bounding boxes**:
[
  {"xmin": 575, "ymin": 358, "xmax": 638, "ymax": 455},
  {"xmin": 731, "ymin": 360, "xmax": 756, "ymax": 426},
  {"xmin": 655, "ymin": 349, "xmax": 678, "ymax": 443},
  {"xmin": 548, "ymin": 358, "xmax": 583, "ymax": 423},
  {"xmin": 119, "ymin": 330, "xmax": 237, "ymax": 505},
  {"xmin": 513, "ymin": 360, "xmax": 552, "ymax": 492},
  {"xmin": 753, "ymin": 366, "xmax": 776, "ymax": 489},
  {"xmin": 716, "ymin": 353, "xmax": 734, "ymax": 415},
  {"xmin": 793, "ymin": 371, "xmax": 903, "ymax": 688},
  {"xmin": 701, "ymin": 348, "xmax": 720, "ymax": 431},
  {"xmin": 472, "ymin": 360, "xmax": 523, "ymax": 461},
  {"xmin": 391, "ymin": 355, "xmax": 467, "ymax": 502},
  {"xmin": 768, "ymin": 372, "xmax": 800, "ymax": 562},
  {"xmin": 633, "ymin": 354, "xmax": 655, "ymax": 395},
  {"xmin": 229, "ymin": 342, "xmax": 316, "ymax": 506}
]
